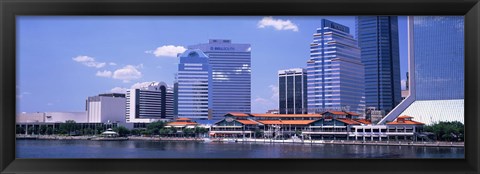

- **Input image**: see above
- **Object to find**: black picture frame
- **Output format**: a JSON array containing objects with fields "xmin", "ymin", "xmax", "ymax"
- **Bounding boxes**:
[{"xmin": 1, "ymin": 0, "xmax": 479, "ymax": 173}]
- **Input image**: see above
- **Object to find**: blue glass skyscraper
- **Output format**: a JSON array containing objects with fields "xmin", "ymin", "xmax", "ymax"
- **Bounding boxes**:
[
  {"xmin": 356, "ymin": 16, "xmax": 402, "ymax": 114},
  {"xmin": 177, "ymin": 49, "xmax": 211, "ymax": 120},
  {"xmin": 379, "ymin": 16, "xmax": 464, "ymax": 125},
  {"xmin": 307, "ymin": 19, "xmax": 365, "ymax": 114},
  {"xmin": 189, "ymin": 39, "xmax": 251, "ymax": 120}
]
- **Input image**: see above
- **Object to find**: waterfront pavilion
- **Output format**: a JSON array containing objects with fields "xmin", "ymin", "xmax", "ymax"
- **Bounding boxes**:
[
  {"xmin": 165, "ymin": 118, "xmax": 198, "ymax": 133},
  {"xmin": 385, "ymin": 115, "xmax": 425, "ymax": 141},
  {"xmin": 210, "ymin": 118, "xmax": 260, "ymax": 138}
]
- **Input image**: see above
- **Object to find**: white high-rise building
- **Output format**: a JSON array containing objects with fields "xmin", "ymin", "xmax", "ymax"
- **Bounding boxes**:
[
  {"xmin": 86, "ymin": 93, "xmax": 126, "ymax": 123},
  {"xmin": 126, "ymin": 82, "xmax": 174, "ymax": 123}
]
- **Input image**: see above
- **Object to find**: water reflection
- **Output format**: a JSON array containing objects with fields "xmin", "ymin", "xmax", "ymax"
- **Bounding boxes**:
[{"xmin": 16, "ymin": 140, "xmax": 464, "ymax": 159}]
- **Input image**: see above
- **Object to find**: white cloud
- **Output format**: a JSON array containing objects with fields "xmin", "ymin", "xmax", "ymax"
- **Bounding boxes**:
[
  {"xmin": 72, "ymin": 55, "xmax": 106, "ymax": 68},
  {"xmin": 110, "ymin": 87, "xmax": 128, "ymax": 94},
  {"xmin": 17, "ymin": 91, "xmax": 31, "ymax": 99},
  {"xmin": 131, "ymin": 81, "xmax": 156, "ymax": 89},
  {"xmin": 96, "ymin": 70, "xmax": 112, "ymax": 78},
  {"xmin": 112, "ymin": 65, "xmax": 142, "ymax": 83},
  {"xmin": 254, "ymin": 97, "xmax": 273, "ymax": 105},
  {"xmin": 257, "ymin": 16, "xmax": 299, "ymax": 32},
  {"xmin": 109, "ymin": 62, "xmax": 117, "ymax": 66},
  {"xmin": 269, "ymin": 85, "xmax": 279, "ymax": 102},
  {"xmin": 252, "ymin": 84, "xmax": 281, "ymax": 113},
  {"xmin": 110, "ymin": 81, "xmax": 157, "ymax": 94},
  {"xmin": 147, "ymin": 45, "xmax": 187, "ymax": 57}
]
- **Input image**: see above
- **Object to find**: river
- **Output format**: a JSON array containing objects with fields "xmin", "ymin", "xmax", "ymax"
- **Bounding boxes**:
[{"xmin": 16, "ymin": 139, "xmax": 464, "ymax": 158}]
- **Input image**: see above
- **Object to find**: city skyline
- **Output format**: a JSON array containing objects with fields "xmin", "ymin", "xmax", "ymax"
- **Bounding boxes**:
[{"xmin": 16, "ymin": 16, "xmax": 409, "ymax": 113}]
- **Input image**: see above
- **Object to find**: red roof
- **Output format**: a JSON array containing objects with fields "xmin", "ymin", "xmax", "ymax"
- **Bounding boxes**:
[
  {"xmin": 257, "ymin": 120, "xmax": 316, "ymax": 125},
  {"xmin": 176, "ymin": 118, "xmax": 191, "ymax": 121},
  {"xmin": 397, "ymin": 115, "xmax": 414, "ymax": 119},
  {"xmin": 346, "ymin": 112, "xmax": 360, "ymax": 116},
  {"xmin": 355, "ymin": 119, "xmax": 372, "ymax": 125},
  {"xmin": 226, "ymin": 112, "xmax": 250, "ymax": 117},
  {"xmin": 335, "ymin": 118, "xmax": 361, "ymax": 125},
  {"xmin": 322, "ymin": 111, "xmax": 360, "ymax": 116},
  {"xmin": 250, "ymin": 114, "xmax": 322, "ymax": 118},
  {"xmin": 323, "ymin": 111, "xmax": 348, "ymax": 115},
  {"xmin": 236, "ymin": 120, "xmax": 259, "ymax": 125},
  {"xmin": 387, "ymin": 120, "xmax": 424, "ymax": 125}
]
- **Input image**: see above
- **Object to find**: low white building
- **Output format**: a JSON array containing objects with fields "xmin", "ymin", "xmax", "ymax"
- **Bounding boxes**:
[{"xmin": 17, "ymin": 112, "xmax": 87, "ymax": 123}]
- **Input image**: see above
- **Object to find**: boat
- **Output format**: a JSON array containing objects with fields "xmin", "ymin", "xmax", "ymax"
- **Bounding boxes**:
[
  {"xmin": 90, "ymin": 128, "xmax": 129, "ymax": 141},
  {"xmin": 203, "ymin": 138, "xmax": 213, "ymax": 143}
]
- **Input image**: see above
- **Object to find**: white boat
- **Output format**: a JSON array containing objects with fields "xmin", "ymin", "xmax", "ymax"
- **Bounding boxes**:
[{"xmin": 203, "ymin": 138, "xmax": 213, "ymax": 143}]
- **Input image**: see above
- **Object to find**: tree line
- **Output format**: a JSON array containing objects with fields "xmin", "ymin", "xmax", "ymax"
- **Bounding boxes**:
[
  {"xmin": 16, "ymin": 120, "xmax": 209, "ymax": 138},
  {"xmin": 424, "ymin": 121, "xmax": 464, "ymax": 142}
]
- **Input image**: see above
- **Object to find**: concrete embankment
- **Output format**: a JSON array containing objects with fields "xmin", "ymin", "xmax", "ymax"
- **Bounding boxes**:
[
  {"xmin": 128, "ymin": 136, "xmax": 203, "ymax": 142},
  {"xmin": 16, "ymin": 135, "xmax": 464, "ymax": 147},
  {"xmin": 218, "ymin": 138, "xmax": 464, "ymax": 147}
]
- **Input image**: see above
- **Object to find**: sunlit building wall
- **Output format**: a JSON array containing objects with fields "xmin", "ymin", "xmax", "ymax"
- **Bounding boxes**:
[
  {"xmin": 189, "ymin": 39, "xmax": 251, "ymax": 120},
  {"xmin": 126, "ymin": 82, "xmax": 174, "ymax": 123},
  {"xmin": 177, "ymin": 49, "xmax": 211, "ymax": 120},
  {"xmin": 307, "ymin": 19, "xmax": 365, "ymax": 114}
]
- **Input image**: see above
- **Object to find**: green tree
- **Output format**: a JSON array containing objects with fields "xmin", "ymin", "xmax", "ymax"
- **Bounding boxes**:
[
  {"xmin": 183, "ymin": 128, "xmax": 194, "ymax": 137},
  {"xmin": 295, "ymin": 130, "xmax": 302, "ymax": 136},
  {"xmin": 16, "ymin": 125, "xmax": 25, "ymax": 134},
  {"xmin": 84, "ymin": 128, "xmax": 94, "ymax": 135},
  {"xmin": 39, "ymin": 125, "xmax": 48, "ymax": 135},
  {"xmin": 113, "ymin": 126, "xmax": 130, "ymax": 137},
  {"xmin": 254, "ymin": 129, "xmax": 263, "ymax": 138},
  {"xmin": 424, "ymin": 121, "xmax": 464, "ymax": 141},
  {"xmin": 146, "ymin": 121, "xmax": 166, "ymax": 135},
  {"xmin": 46, "ymin": 127, "xmax": 53, "ymax": 135},
  {"xmin": 130, "ymin": 129, "xmax": 142, "ymax": 136},
  {"xmin": 59, "ymin": 120, "xmax": 77, "ymax": 136},
  {"xmin": 27, "ymin": 126, "xmax": 36, "ymax": 135},
  {"xmin": 194, "ymin": 127, "xmax": 208, "ymax": 137}
]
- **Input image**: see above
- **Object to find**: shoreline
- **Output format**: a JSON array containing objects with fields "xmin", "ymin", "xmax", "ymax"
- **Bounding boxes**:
[{"xmin": 16, "ymin": 134, "xmax": 464, "ymax": 148}]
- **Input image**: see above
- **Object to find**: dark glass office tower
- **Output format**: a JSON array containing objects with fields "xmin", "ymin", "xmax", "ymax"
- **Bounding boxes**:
[
  {"xmin": 278, "ymin": 68, "xmax": 307, "ymax": 114},
  {"xmin": 356, "ymin": 16, "xmax": 402, "ymax": 114}
]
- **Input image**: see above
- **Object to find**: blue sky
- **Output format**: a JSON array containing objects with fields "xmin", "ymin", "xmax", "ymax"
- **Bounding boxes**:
[{"xmin": 17, "ymin": 16, "xmax": 408, "ymax": 113}]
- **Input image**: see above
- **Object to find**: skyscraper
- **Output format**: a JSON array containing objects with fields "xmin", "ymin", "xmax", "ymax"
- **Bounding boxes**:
[
  {"xmin": 379, "ymin": 16, "xmax": 464, "ymax": 125},
  {"xmin": 307, "ymin": 19, "xmax": 365, "ymax": 114},
  {"xmin": 188, "ymin": 39, "xmax": 251, "ymax": 120},
  {"xmin": 177, "ymin": 49, "xmax": 211, "ymax": 120},
  {"xmin": 126, "ymin": 82, "xmax": 174, "ymax": 123},
  {"xmin": 356, "ymin": 16, "xmax": 402, "ymax": 114},
  {"xmin": 278, "ymin": 68, "xmax": 307, "ymax": 114}
]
